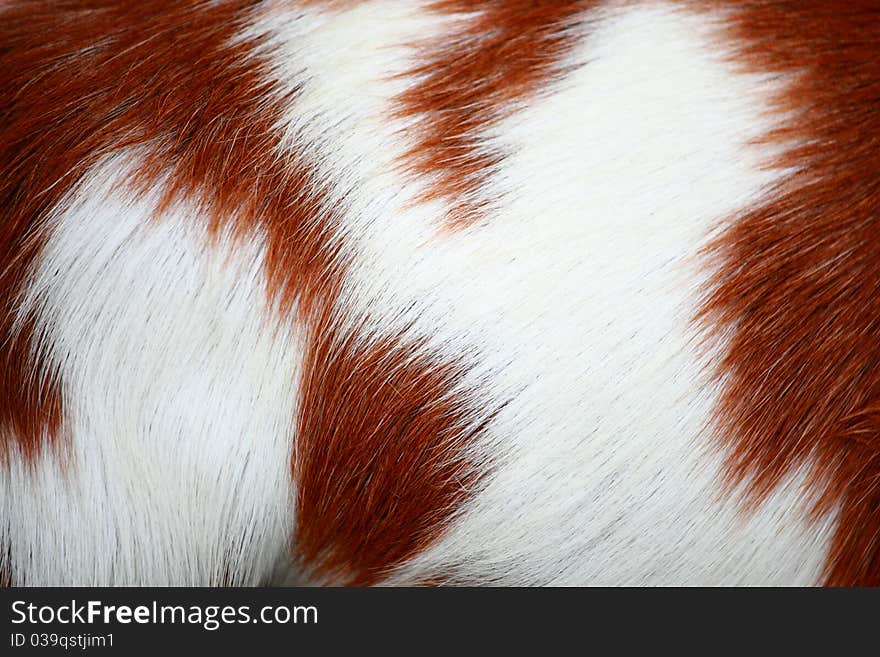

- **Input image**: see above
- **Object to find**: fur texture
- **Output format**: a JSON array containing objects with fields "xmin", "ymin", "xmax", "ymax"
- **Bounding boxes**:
[{"xmin": 1, "ymin": 0, "xmax": 877, "ymax": 585}]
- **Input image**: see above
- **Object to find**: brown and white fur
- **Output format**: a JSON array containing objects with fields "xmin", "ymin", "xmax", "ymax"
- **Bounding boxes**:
[{"xmin": 1, "ymin": 0, "xmax": 878, "ymax": 586}]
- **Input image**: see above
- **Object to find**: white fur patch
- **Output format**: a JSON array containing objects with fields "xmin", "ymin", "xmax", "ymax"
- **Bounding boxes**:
[{"xmin": 2, "ymin": 157, "xmax": 302, "ymax": 585}]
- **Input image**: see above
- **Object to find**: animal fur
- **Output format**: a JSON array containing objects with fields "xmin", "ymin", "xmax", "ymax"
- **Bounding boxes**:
[{"xmin": 1, "ymin": 0, "xmax": 878, "ymax": 585}]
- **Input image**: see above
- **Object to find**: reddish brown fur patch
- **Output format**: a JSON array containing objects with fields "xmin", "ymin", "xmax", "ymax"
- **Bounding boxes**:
[
  {"xmin": 294, "ymin": 312, "xmax": 493, "ymax": 585},
  {"xmin": 0, "ymin": 315, "xmax": 63, "ymax": 462},
  {"xmin": 699, "ymin": 1, "xmax": 880, "ymax": 585},
  {"xmin": 394, "ymin": 0, "xmax": 597, "ymax": 227}
]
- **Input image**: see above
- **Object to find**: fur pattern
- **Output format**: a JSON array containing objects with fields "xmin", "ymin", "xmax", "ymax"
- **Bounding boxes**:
[{"xmin": 1, "ymin": 0, "xmax": 877, "ymax": 585}]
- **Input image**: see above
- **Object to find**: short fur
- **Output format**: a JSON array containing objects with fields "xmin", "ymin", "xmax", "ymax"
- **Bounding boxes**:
[{"xmin": 1, "ymin": 0, "xmax": 877, "ymax": 585}]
